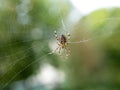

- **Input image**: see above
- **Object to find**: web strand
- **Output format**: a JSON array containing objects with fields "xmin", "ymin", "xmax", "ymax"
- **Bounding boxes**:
[
  {"xmin": 68, "ymin": 39, "xmax": 92, "ymax": 44},
  {"xmin": 0, "ymin": 44, "xmax": 47, "ymax": 83},
  {"xmin": 0, "ymin": 51, "xmax": 54, "ymax": 90}
]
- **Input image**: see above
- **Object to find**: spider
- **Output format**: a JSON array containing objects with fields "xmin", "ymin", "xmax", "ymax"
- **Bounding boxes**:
[{"xmin": 51, "ymin": 31, "xmax": 70, "ymax": 57}]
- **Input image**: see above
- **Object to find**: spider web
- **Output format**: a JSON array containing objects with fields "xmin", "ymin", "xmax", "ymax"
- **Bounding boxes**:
[
  {"xmin": 1, "ymin": 15, "xmax": 120, "ymax": 89},
  {"xmin": 1, "ymin": 16, "xmax": 120, "ymax": 90},
  {"xmin": 1, "ymin": 1, "xmax": 120, "ymax": 90},
  {"xmin": 1, "ymin": 20, "xmax": 120, "ymax": 90},
  {"xmin": 2, "ymin": 18, "xmax": 120, "ymax": 90}
]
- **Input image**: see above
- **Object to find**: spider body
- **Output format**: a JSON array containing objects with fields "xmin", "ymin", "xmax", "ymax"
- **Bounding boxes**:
[
  {"xmin": 58, "ymin": 34, "xmax": 67, "ymax": 48},
  {"xmin": 53, "ymin": 31, "xmax": 70, "ymax": 57}
]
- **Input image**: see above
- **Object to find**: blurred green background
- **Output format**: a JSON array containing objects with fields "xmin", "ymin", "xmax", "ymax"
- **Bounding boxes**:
[{"xmin": 0, "ymin": 0, "xmax": 120, "ymax": 90}]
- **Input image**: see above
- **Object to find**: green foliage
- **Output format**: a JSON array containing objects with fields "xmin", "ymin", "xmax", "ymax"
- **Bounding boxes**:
[
  {"xmin": 67, "ymin": 8, "xmax": 120, "ymax": 90},
  {"xmin": 0, "ymin": 0, "xmax": 71, "ymax": 89},
  {"xmin": 1, "ymin": 0, "xmax": 120, "ymax": 90}
]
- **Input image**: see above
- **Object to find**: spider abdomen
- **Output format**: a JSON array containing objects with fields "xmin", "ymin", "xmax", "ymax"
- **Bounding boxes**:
[{"xmin": 59, "ymin": 34, "xmax": 67, "ymax": 44}]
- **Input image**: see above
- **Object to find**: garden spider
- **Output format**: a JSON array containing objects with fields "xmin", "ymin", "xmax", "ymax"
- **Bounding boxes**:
[{"xmin": 51, "ymin": 31, "xmax": 70, "ymax": 57}]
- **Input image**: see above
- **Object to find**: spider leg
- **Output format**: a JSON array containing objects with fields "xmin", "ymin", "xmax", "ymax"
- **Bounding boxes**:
[
  {"xmin": 50, "ymin": 41, "xmax": 62, "ymax": 54},
  {"xmin": 57, "ymin": 42, "xmax": 62, "ymax": 55},
  {"xmin": 54, "ymin": 31, "xmax": 59, "ymax": 40},
  {"xmin": 66, "ymin": 32, "xmax": 70, "ymax": 57},
  {"xmin": 67, "ymin": 33, "xmax": 70, "ymax": 40},
  {"xmin": 65, "ymin": 32, "xmax": 70, "ymax": 57},
  {"xmin": 50, "ymin": 46, "xmax": 60, "ymax": 54},
  {"xmin": 65, "ymin": 47, "xmax": 70, "ymax": 57},
  {"xmin": 58, "ymin": 46, "xmax": 62, "ymax": 55}
]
